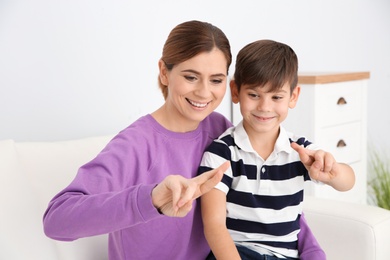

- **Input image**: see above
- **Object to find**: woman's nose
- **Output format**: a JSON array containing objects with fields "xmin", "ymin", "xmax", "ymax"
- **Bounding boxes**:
[{"xmin": 195, "ymin": 80, "xmax": 210, "ymax": 97}]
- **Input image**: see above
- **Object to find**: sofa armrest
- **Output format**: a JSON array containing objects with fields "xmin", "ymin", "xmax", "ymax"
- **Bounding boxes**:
[{"xmin": 303, "ymin": 196, "xmax": 390, "ymax": 260}]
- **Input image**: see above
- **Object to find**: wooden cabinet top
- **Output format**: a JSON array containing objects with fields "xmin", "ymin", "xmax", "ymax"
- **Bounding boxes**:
[{"xmin": 298, "ymin": 72, "xmax": 370, "ymax": 84}]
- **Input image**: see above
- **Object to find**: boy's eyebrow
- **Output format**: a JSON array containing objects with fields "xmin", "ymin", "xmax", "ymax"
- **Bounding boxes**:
[
  {"xmin": 181, "ymin": 69, "xmax": 226, "ymax": 77},
  {"xmin": 249, "ymin": 85, "xmax": 260, "ymax": 90},
  {"xmin": 247, "ymin": 85, "xmax": 262, "ymax": 91},
  {"xmin": 247, "ymin": 84, "xmax": 288, "ymax": 93},
  {"xmin": 273, "ymin": 88, "xmax": 288, "ymax": 93}
]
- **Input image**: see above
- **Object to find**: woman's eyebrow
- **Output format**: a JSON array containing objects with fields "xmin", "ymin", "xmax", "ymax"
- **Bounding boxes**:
[
  {"xmin": 181, "ymin": 69, "xmax": 200, "ymax": 74},
  {"xmin": 181, "ymin": 69, "xmax": 226, "ymax": 77},
  {"xmin": 212, "ymin": 73, "xmax": 227, "ymax": 77}
]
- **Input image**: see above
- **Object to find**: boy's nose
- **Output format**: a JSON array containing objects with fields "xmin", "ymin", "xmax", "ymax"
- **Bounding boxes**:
[{"xmin": 257, "ymin": 99, "xmax": 270, "ymax": 111}]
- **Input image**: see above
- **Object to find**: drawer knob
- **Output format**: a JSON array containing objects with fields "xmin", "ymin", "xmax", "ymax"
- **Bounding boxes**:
[
  {"xmin": 337, "ymin": 97, "xmax": 347, "ymax": 105},
  {"xmin": 336, "ymin": 139, "xmax": 347, "ymax": 148}
]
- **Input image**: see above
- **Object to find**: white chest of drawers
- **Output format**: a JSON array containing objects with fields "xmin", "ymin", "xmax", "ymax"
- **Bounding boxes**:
[{"xmin": 283, "ymin": 72, "xmax": 370, "ymax": 204}]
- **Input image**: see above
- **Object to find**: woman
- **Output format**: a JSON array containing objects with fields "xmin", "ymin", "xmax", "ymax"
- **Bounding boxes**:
[{"xmin": 43, "ymin": 20, "xmax": 232, "ymax": 260}]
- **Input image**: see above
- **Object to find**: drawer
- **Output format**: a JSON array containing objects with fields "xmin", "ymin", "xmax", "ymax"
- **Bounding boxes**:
[
  {"xmin": 315, "ymin": 122, "xmax": 362, "ymax": 164},
  {"xmin": 315, "ymin": 81, "xmax": 364, "ymax": 127}
]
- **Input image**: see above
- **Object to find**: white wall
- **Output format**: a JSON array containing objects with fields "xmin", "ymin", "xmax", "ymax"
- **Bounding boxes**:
[{"xmin": 1, "ymin": 0, "xmax": 389, "ymax": 153}]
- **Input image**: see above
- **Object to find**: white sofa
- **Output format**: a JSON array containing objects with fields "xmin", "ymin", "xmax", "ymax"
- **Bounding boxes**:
[{"xmin": 1, "ymin": 136, "xmax": 390, "ymax": 260}]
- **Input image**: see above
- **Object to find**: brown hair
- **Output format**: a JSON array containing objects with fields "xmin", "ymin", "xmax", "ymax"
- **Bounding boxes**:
[
  {"xmin": 158, "ymin": 20, "xmax": 232, "ymax": 99},
  {"xmin": 233, "ymin": 39, "xmax": 298, "ymax": 93}
]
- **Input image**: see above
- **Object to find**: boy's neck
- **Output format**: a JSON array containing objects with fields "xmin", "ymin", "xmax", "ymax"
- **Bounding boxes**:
[{"xmin": 244, "ymin": 124, "xmax": 280, "ymax": 160}]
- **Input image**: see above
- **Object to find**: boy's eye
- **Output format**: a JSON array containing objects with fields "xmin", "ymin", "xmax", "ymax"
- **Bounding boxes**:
[
  {"xmin": 248, "ymin": 93, "xmax": 259, "ymax": 98},
  {"xmin": 272, "ymin": 95, "xmax": 283, "ymax": 100}
]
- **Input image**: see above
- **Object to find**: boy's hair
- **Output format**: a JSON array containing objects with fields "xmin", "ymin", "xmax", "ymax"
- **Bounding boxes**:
[
  {"xmin": 233, "ymin": 39, "xmax": 298, "ymax": 93},
  {"xmin": 158, "ymin": 20, "xmax": 232, "ymax": 100}
]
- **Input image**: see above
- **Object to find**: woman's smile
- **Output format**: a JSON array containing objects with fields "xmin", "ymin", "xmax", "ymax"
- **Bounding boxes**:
[{"xmin": 186, "ymin": 98, "xmax": 211, "ymax": 109}]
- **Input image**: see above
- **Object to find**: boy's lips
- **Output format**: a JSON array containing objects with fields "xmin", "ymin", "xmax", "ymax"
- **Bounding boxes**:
[{"xmin": 254, "ymin": 114, "xmax": 275, "ymax": 121}]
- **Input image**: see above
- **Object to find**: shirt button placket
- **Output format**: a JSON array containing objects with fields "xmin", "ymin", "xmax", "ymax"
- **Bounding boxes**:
[{"xmin": 261, "ymin": 166, "xmax": 266, "ymax": 176}]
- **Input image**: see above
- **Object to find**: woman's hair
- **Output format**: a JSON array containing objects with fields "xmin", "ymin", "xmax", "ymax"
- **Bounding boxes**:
[
  {"xmin": 233, "ymin": 39, "xmax": 298, "ymax": 93},
  {"xmin": 158, "ymin": 20, "xmax": 232, "ymax": 99}
]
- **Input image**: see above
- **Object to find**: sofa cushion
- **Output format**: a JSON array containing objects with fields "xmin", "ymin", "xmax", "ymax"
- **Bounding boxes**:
[
  {"xmin": 304, "ymin": 195, "xmax": 390, "ymax": 260},
  {"xmin": 15, "ymin": 135, "xmax": 114, "ymax": 215},
  {"xmin": 0, "ymin": 139, "xmax": 58, "ymax": 259},
  {"xmin": 15, "ymin": 136, "xmax": 113, "ymax": 260}
]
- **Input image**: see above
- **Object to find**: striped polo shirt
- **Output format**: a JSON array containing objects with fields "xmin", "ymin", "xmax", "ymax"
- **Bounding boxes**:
[{"xmin": 199, "ymin": 121, "xmax": 318, "ymax": 259}]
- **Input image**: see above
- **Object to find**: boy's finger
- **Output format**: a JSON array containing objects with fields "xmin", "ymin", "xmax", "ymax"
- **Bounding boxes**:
[
  {"xmin": 290, "ymin": 142, "xmax": 300, "ymax": 151},
  {"xmin": 291, "ymin": 142, "xmax": 317, "ymax": 165},
  {"xmin": 291, "ymin": 142, "xmax": 309, "ymax": 160},
  {"xmin": 291, "ymin": 142, "xmax": 308, "ymax": 155},
  {"xmin": 309, "ymin": 166, "xmax": 321, "ymax": 181}
]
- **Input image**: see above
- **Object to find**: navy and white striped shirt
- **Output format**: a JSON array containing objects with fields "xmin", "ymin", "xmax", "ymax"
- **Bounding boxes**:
[{"xmin": 199, "ymin": 121, "xmax": 318, "ymax": 259}]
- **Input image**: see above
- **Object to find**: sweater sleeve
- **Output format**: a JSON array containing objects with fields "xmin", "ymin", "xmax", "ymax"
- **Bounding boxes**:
[
  {"xmin": 298, "ymin": 213, "xmax": 326, "ymax": 260},
  {"xmin": 43, "ymin": 131, "xmax": 162, "ymax": 241}
]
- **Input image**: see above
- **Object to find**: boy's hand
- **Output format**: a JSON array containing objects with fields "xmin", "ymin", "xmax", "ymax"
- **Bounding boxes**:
[
  {"xmin": 151, "ymin": 161, "xmax": 230, "ymax": 217},
  {"xmin": 291, "ymin": 142, "xmax": 338, "ymax": 183}
]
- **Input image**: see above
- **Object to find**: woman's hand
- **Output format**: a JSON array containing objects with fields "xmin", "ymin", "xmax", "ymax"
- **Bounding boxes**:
[{"xmin": 151, "ymin": 161, "xmax": 230, "ymax": 217}]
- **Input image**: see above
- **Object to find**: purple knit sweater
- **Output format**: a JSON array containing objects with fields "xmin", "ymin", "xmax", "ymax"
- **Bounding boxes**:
[{"xmin": 43, "ymin": 112, "xmax": 325, "ymax": 259}]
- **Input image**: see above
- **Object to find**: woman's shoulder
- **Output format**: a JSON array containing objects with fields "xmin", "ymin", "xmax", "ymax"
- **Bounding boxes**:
[
  {"xmin": 199, "ymin": 112, "xmax": 232, "ymax": 141},
  {"xmin": 208, "ymin": 111, "xmax": 229, "ymax": 120},
  {"xmin": 202, "ymin": 112, "xmax": 232, "ymax": 128},
  {"xmin": 109, "ymin": 115, "xmax": 156, "ymax": 144},
  {"xmin": 119, "ymin": 114, "xmax": 152, "ymax": 132}
]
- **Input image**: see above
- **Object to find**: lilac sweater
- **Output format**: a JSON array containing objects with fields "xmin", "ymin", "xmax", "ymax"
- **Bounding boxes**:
[{"xmin": 43, "ymin": 112, "xmax": 325, "ymax": 259}]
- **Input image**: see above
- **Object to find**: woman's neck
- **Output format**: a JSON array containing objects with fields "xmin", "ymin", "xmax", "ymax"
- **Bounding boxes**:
[{"xmin": 151, "ymin": 105, "xmax": 200, "ymax": 133}]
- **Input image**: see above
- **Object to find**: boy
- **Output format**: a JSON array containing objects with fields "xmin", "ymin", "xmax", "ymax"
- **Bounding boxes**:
[{"xmin": 199, "ymin": 39, "xmax": 355, "ymax": 259}]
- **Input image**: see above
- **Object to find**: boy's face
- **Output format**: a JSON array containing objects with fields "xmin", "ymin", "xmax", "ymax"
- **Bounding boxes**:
[{"xmin": 231, "ymin": 80, "xmax": 300, "ymax": 137}]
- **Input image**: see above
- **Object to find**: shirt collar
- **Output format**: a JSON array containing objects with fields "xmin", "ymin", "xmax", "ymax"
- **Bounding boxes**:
[
  {"xmin": 233, "ymin": 121, "xmax": 255, "ymax": 153},
  {"xmin": 275, "ymin": 126, "xmax": 294, "ymax": 154}
]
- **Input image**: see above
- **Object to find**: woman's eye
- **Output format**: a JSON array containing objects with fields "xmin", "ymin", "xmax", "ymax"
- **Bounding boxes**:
[
  {"xmin": 211, "ymin": 79, "xmax": 223, "ymax": 84},
  {"xmin": 184, "ymin": 75, "xmax": 197, "ymax": 81}
]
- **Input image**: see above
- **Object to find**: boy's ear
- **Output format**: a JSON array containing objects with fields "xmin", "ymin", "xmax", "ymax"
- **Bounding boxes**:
[
  {"xmin": 289, "ymin": 85, "xmax": 301, "ymax": 109},
  {"xmin": 230, "ymin": 80, "xmax": 240, "ymax": 104},
  {"xmin": 158, "ymin": 59, "xmax": 169, "ymax": 86}
]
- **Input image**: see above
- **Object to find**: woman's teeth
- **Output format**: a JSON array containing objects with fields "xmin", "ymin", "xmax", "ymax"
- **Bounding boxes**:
[{"xmin": 187, "ymin": 99, "xmax": 208, "ymax": 108}]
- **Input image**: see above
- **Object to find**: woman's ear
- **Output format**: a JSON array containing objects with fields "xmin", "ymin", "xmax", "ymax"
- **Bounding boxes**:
[
  {"xmin": 289, "ymin": 85, "xmax": 301, "ymax": 109},
  {"xmin": 230, "ymin": 80, "xmax": 240, "ymax": 104},
  {"xmin": 158, "ymin": 59, "xmax": 169, "ymax": 86}
]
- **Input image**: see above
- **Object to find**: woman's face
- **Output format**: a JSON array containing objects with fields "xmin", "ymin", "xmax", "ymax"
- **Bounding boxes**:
[{"xmin": 160, "ymin": 48, "xmax": 228, "ymax": 131}]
